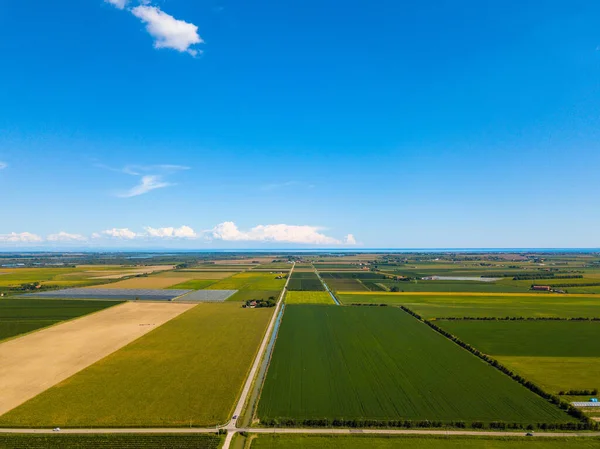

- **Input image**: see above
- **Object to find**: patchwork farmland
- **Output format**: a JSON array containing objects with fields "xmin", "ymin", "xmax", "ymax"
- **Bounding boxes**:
[{"xmin": 2, "ymin": 252, "xmax": 600, "ymax": 448}]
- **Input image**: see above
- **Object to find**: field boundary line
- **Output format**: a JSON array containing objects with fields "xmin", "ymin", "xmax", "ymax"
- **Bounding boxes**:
[
  {"xmin": 312, "ymin": 265, "xmax": 340, "ymax": 305},
  {"xmin": 340, "ymin": 292, "xmax": 600, "ymax": 298}
]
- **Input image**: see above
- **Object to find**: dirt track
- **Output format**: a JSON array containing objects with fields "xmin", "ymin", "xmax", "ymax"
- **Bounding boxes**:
[{"xmin": 0, "ymin": 302, "xmax": 194, "ymax": 417}]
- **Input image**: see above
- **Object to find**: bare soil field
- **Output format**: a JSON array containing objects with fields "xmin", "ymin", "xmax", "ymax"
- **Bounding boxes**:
[
  {"xmin": 89, "ymin": 277, "xmax": 189, "ymax": 289},
  {"xmin": 0, "ymin": 301, "xmax": 193, "ymax": 417}
]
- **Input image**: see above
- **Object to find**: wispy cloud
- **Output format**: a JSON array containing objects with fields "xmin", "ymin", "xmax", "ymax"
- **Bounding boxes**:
[
  {"xmin": 104, "ymin": 0, "xmax": 128, "ymax": 10},
  {"xmin": 260, "ymin": 181, "xmax": 315, "ymax": 191},
  {"xmin": 118, "ymin": 175, "xmax": 171, "ymax": 198},
  {"xmin": 96, "ymin": 163, "xmax": 189, "ymax": 198}
]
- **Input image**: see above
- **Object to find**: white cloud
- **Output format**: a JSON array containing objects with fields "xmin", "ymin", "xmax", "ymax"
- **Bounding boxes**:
[
  {"xmin": 104, "ymin": 0, "xmax": 128, "ymax": 9},
  {"xmin": 344, "ymin": 234, "xmax": 357, "ymax": 245},
  {"xmin": 131, "ymin": 5, "xmax": 203, "ymax": 56},
  {"xmin": 0, "ymin": 162, "xmax": 7, "ymax": 170},
  {"xmin": 0, "ymin": 232, "xmax": 43, "ymax": 243},
  {"xmin": 210, "ymin": 222, "xmax": 342, "ymax": 245},
  {"xmin": 118, "ymin": 175, "xmax": 171, "ymax": 198},
  {"xmin": 145, "ymin": 225, "xmax": 197, "ymax": 239},
  {"xmin": 47, "ymin": 232, "xmax": 87, "ymax": 242},
  {"xmin": 97, "ymin": 228, "xmax": 139, "ymax": 239}
]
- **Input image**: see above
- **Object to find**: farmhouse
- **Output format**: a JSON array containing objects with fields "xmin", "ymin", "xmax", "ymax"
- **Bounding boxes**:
[{"xmin": 531, "ymin": 285, "xmax": 552, "ymax": 291}]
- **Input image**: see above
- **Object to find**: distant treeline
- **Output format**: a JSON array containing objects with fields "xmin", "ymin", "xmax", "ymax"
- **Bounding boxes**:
[
  {"xmin": 513, "ymin": 274, "xmax": 583, "ymax": 280},
  {"xmin": 551, "ymin": 282, "xmax": 600, "ymax": 288},
  {"xmin": 400, "ymin": 306, "xmax": 597, "ymax": 429}
]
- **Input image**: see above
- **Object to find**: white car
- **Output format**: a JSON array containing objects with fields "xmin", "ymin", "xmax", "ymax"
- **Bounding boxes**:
[{"xmin": 52, "ymin": 427, "xmax": 61, "ymax": 432}]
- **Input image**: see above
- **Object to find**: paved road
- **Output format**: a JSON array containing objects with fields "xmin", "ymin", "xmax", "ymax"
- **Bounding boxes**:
[
  {"xmin": 221, "ymin": 262, "xmax": 295, "ymax": 449},
  {"xmin": 2, "ymin": 427, "xmax": 599, "ymax": 438}
]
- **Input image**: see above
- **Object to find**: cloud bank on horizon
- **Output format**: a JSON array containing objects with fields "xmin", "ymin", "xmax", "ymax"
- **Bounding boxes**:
[{"xmin": 0, "ymin": 223, "xmax": 358, "ymax": 247}]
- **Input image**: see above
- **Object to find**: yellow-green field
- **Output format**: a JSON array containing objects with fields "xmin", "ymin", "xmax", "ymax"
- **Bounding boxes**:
[
  {"xmin": 0, "ymin": 303, "xmax": 273, "ymax": 427},
  {"xmin": 285, "ymin": 291, "xmax": 334, "ymax": 304},
  {"xmin": 208, "ymin": 272, "xmax": 287, "ymax": 291}
]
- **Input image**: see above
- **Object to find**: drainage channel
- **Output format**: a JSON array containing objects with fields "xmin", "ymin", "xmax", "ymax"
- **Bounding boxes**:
[{"xmin": 313, "ymin": 266, "xmax": 341, "ymax": 305}]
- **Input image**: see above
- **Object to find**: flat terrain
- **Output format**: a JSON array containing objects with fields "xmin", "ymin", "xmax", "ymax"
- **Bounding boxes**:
[
  {"xmin": 91, "ymin": 277, "xmax": 188, "ymax": 289},
  {"xmin": 249, "ymin": 434, "xmax": 600, "ymax": 449},
  {"xmin": 161, "ymin": 271, "xmax": 239, "ymax": 279},
  {"xmin": 0, "ymin": 299, "xmax": 119, "ymax": 342},
  {"xmin": 285, "ymin": 291, "xmax": 335, "ymax": 304},
  {"xmin": 0, "ymin": 302, "xmax": 273, "ymax": 427},
  {"xmin": 208, "ymin": 272, "xmax": 286, "ymax": 291},
  {"xmin": 287, "ymin": 272, "xmax": 325, "ymax": 291},
  {"xmin": 0, "ymin": 433, "xmax": 222, "ymax": 448},
  {"xmin": 339, "ymin": 293, "xmax": 600, "ymax": 318},
  {"xmin": 257, "ymin": 306, "xmax": 570, "ymax": 424},
  {"xmin": 440, "ymin": 320, "xmax": 600, "ymax": 393},
  {"xmin": 227, "ymin": 290, "xmax": 281, "ymax": 302},
  {"xmin": 0, "ymin": 302, "xmax": 193, "ymax": 417},
  {"xmin": 168, "ymin": 279, "xmax": 219, "ymax": 290}
]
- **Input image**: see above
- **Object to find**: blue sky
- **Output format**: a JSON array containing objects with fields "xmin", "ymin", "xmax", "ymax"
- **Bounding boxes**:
[{"xmin": 0, "ymin": 0, "xmax": 599, "ymax": 249}]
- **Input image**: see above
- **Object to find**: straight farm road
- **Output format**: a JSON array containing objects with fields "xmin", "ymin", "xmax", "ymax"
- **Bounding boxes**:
[
  {"xmin": 221, "ymin": 262, "xmax": 295, "ymax": 449},
  {"xmin": 313, "ymin": 265, "xmax": 340, "ymax": 305}
]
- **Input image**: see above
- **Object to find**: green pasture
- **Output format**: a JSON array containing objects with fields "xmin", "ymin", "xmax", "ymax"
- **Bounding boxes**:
[
  {"xmin": 257, "ymin": 306, "xmax": 570, "ymax": 424},
  {"xmin": 168, "ymin": 279, "xmax": 218, "ymax": 290},
  {"xmin": 0, "ymin": 303, "xmax": 273, "ymax": 427},
  {"xmin": 338, "ymin": 293, "xmax": 600, "ymax": 318},
  {"xmin": 0, "ymin": 299, "xmax": 120, "ymax": 342},
  {"xmin": 227, "ymin": 290, "xmax": 281, "ymax": 302}
]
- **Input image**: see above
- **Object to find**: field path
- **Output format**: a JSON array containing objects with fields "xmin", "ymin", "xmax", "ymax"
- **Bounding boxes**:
[
  {"xmin": 312, "ymin": 265, "xmax": 340, "ymax": 305},
  {"xmin": 0, "ymin": 301, "xmax": 194, "ymax": 417},
  {"xmin": 222, "ymin": 263, "xmax": 295, "ymax": 449}
]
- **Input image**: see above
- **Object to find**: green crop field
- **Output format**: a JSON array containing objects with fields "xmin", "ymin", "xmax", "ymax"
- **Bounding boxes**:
[
  {"xmin": 439, "ymin": 320, "xmax": 600, "ymax": 393},
  {"xmin": 0, "ymin": 303, "xmax": 273, "ymax": 427},
  {"xmin": 208, "ymin": 272, "xmax": 286, "ymax": 291},
  {"xmin": 257, "ymin": 305, "xmax": 571, "ymax": 425},
  {"xmin": 325, "ymin": 278, "xmax": 368, "ymax": 292},
  {"xmin": 227, "ymin": 290, "xmax": 281, "ymax": 302},
  {"xmin": 286, "ymin": 291, "xmax": 334, "ymax": 304},
  {"xmin": 338, "ymin": 293, "xmax": 600, "ymax": 318},
  {"xmin": 287, "ymin": 272, "xmax": 324, "ymax": 291},
  {"xmin": 249, "ymin": 434, "xmax": 600, "ymax": 449},
  {"xmin": 0, "ymin": 299, "xmax": 120, "ymax": 342},
  {"xmin": 0, "ymin": 433, "xmax": 222, "ymax": 449},
  {"xmin": 168, "ymin": 279, "xmax": 219, "ymax": 290}
]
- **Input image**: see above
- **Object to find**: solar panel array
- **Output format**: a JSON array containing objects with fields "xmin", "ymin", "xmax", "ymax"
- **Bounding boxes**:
[
  {"xmin": 175, "ymin": 289, "xmax": 238, "ymax": 302},
  {"xmin": 23, "ymin": 288, "xmax": 191, "ymax": 301}
]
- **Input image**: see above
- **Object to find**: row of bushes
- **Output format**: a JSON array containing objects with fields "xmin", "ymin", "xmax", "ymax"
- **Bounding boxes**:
[
  {"xmin": 558, "ymin": 389, "xmax": 599, "ymax": 396},
  {"xmin": 513, "ymin": 274, "xmax": 583, "ymax": 280},
  {"xmin": 400, "ymin": 306, "xmax": 597, "ymax": 430},
  {"xmin": 350, "ymin": 303, "xmax": 389, "ymax": 307},
  {"xmin": 550, "ymin": 283, "xmax": 600, "ymax": 288},
  {"xmin": 435, "ymin": 316, "xmax": 600, "ymax": 321},
  {"xmin": 260, "ymin": 417, "xmax": 590, "ymax": 431}
]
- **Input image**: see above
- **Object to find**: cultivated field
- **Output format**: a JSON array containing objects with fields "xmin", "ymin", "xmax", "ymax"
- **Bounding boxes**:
[
  {"xmin": 287, "ymin": 272, "xmax": 324, "ymax": 291},
  {"xmin": 338, "ymin": 293, "xmax": 600, "ymax": 318},
  {"xmin": 285, "ymin": 291, "xmax": 334, "ymax": 305},
  {"xmin": 227, "ymin": 290, "xmax": 281, "ymax": 302},
  {"xmin": 0, "ymin": 299, "xmax": 119, "ymax": 342},
  {"xmin": 90, "ymin": 276, "xmax": 188, "ymax": 289},
  {"xmin": 0, "ymin": 302, "xmax": 273, "ymax": 427},
  {"xmin": 168, "ymin": 279, "xmax": 219, "ymax": 290},
  {"xmin": 0, "ymin": 434, "xmax": 222, "ymax": 448},
  {"xmin": 162, "ymin": 271, "xmax": 239, "ymax": 279},
  {"xmin": 208, "ymin": 272, "xmax": 286, "ymax": 291},
  {"xmin": 248, "ymin": 434, "xmax": 600, "ymax": 448},
  {"xmin": 439, "ymin": 320, "xmax": 600, "ymax": 393},
  {"xmin": 0, "ymin": 302, "xmax": 193, "ymax": 417},
  {"xmin": 257, "ymin": 306, "xmax": 570, "ymax": 425}
]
